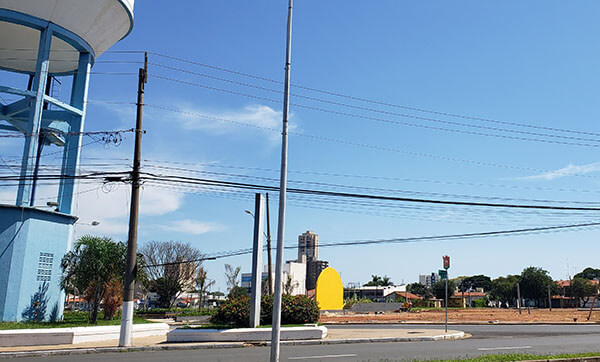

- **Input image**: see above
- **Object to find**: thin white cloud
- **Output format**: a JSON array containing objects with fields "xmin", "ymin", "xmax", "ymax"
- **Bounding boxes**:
[
  {"xmin": 168, "ymin": 104, "xmax": 297, "ymax": 143},
  {"xmin": 36, "ymin": 183, "xmax": 185, "ymax": 238},
  {"xmin": 521, "ymin": 162, "xmax": 600, "ymax": 180},
  {"xmin": 159, "ymin": 219, "xmax": 223, "ymax": 235}
]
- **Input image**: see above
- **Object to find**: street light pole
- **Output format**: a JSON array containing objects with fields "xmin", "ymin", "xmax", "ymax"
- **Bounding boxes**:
[{"xmin": 271, "ymin": 1, "xmax": 293, "ymax": 361}]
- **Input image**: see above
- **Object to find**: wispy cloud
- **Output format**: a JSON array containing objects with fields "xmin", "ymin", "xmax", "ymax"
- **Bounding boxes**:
[
  {"xmin": 166, "ymin": 103, "xmax": 297, "ymax": 143},
  {"xmin": 521, "ymin": 162, "xmax": 600, "ymax": 180},
  {"xmin": 71, "ymin": 183, "xmax": 184, "ymax": 237},
  {"xmin": 159, "ymin": 219, "xmax": 223, "ymax": 235}
]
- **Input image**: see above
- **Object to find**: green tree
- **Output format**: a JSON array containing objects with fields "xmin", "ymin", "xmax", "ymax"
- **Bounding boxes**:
[
  {"xmin": 432, "ymin": 280, "xmax": 456, "ymax": 303},
  {"xmin": 364, "ymin": 275, "xmax": 393, "ymax": 286},
  {"xmin": 407, "ymin": 282, "xmax": 433, "ymax": 299},
  {"xmin": 60, "ymin": 235, "xmax": 126, "ymax": 324},
  {"xmin": 519, "ymin": 266, "xmax": 555, "ymax": 307},
  {"xmin": 568, "ymin": 278, "xmax": 598, "ymax": 307},
  {"xmin": 490, "ymin": 275, "xmax": 519, "ymax": 306},
  {"xmin": 574, "ymin": 267, "xmax": 600, "ymax": 280},
  {"xmin": 459, "ymin": 274, "xmax": 492, "ymax": 292}
]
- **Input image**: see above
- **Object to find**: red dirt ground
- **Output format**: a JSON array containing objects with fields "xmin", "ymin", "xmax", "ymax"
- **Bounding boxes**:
[{"xmin": 320, "ymin": 308, "xmax": 600, "ymax": 324}]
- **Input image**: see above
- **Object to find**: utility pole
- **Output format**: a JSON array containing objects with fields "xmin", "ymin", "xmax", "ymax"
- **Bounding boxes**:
[
  {"xmin": 516, "ymin": 282, "xmax": 522, "ymax": 315},
  {"xmin": 547, "ymin": 284, "xmax": 552, "ymax": 311},
  {"xmin": 266, "ymin": 193, "xmax": 273, "ymax": 295},
  {"xmin": 119, "ymin": 52, "xmax": 147, "ymax": 347},
  {"xmin": 270, "ymin": 0, "xmax": 293, "ymax": 361}
]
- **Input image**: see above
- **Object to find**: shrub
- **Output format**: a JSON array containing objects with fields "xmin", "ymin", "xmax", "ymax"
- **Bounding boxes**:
[
  {"xmin": 210, "ymin": 295, "xmax": 250, "ymax": 327},
  {"xmin": 280, "ymin": 294, "xmax": 319, "ymax": 325},
  {"xmin": 211, "ymin": 295, "xmax": 319, "ymax": 327},
  {"xmin": 472, "ymin": 298, "xmax": 489, "ymax": 308}
]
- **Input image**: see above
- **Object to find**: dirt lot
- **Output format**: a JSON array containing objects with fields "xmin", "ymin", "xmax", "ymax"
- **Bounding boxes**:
[{"xmin": 320, "ymin": 308, "xmax": 600, "ymax": 324}]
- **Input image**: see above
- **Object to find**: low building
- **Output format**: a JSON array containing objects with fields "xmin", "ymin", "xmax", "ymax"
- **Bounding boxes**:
[
  {"xmin": 242, "ymin": 261, "xmax": 307, "ymax": 296},
  {"xmin": 344, "ymin": 285, "xmax": 406, "ymax": 302}
]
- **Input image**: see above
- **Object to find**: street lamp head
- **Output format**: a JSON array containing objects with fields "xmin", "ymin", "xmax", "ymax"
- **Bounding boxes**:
[
  {"xmin": 244, "ymin": 210, "xmax": 254, "ymax": 217},
  {"xmin": 91, "ymin": 221, "xmax": 100, "ymax": 226}
]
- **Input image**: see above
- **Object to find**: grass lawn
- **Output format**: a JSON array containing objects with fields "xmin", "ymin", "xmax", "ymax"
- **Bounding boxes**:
[
  {"xmin": 426, "ymin": 352, "xmax": 600, "ymax": 362},
  {"xmin": 0, "ymin": 311, "xmax": 153, "ymax": 330}
]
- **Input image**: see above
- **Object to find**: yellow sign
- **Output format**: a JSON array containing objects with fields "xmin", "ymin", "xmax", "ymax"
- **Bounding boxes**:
[{"xmin": 315, "ymin": 267, "xmax": 343, "ymax": 310}]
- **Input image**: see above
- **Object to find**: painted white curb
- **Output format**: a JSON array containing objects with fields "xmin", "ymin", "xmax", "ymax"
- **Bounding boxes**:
[
  {"xmin": 167, "ymin": 326, "xmax": 328, "ymax": 343},
  {"xmin": 0, "ymin": 323, "xmax": 169, "ymax": 347}
]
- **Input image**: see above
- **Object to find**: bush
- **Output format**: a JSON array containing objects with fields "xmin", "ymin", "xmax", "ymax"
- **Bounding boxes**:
[
  {"xmin": 211, "ymin": 295, "xmax": 319, "ymax": 327},
  {"xmin": 210, "ymin": 295, "xmax": 250, "ymax": 327},
  {"xmin": 280, "ymin": 294, "xmax": 320, "ymax": 325},
  {"xmin": 136, "ymin": 308, "xmax": 215, "ymax": 317},
  {"xmin": 472, "ymin": 298, "xmax": 489, "ymax": 308}
]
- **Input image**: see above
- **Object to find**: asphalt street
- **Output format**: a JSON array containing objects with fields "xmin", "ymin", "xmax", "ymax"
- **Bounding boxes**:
[{"xmin": 13, "ymin": 324, "xmax": 600, "ymax": 362}]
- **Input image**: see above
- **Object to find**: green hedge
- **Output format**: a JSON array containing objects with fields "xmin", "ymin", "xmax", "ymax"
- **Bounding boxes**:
[
  {"xmin": 135, "ymin": 308, "xmax": 214, "ymax": 316},
  {"xmin": 210, "ymin": 295, "xmax": 319, "ymax": 327}
]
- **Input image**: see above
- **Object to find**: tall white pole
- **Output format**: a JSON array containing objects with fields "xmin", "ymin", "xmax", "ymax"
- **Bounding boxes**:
[
  {"xmin": 249, "ymin": 193, "xmax": 264, "ymax": 328},
  {"xmin": 270, "ymin": 0, "xmax": 293, "ymax": 361}
]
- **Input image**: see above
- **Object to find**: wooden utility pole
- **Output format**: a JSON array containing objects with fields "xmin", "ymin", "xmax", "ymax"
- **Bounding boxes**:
[
  {"xmin": 119, "ymin": 52, "xmax": 147, "ymax": 347},
  {"xmin": 265, "ymin": 193, "xmax": 273, "ymax": 295},
  {"xmin": 547, "ymin": 284, "xmax": 552, "ymax": 311}
]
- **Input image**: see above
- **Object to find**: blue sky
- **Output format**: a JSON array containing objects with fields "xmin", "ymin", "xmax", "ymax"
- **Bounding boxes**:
[{"xmin": 3, "ymin": 1, "xmax": 600, "ymax": 292}]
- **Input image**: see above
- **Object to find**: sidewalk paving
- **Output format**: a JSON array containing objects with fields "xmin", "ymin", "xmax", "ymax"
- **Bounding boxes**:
[{"xmin": 0, "ymin": 327, "xmax": 465, "ymax": 358}]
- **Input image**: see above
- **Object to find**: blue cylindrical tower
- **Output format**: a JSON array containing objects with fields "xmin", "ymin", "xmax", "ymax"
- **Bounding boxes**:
[{"xmin": 0, "ymin": 0, "xmax": 135, "ymax": 321}]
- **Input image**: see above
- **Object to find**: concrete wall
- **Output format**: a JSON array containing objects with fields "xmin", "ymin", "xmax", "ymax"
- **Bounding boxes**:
[{"xmin": 0, "ymin": 205, "xmax": 76, "ymax": 321}]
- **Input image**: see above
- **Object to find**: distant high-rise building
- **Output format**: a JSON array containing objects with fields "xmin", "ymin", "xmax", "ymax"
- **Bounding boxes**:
[
  {"xmin": 419, "ymin": 273, "xmax": 441, "ymax": 288},
  {"xmin": 306, "ymin": 259, "xmax": 329, "ymax": 290},
  {"xmin": 298, "ymin": 230, "xmax": 319, "ymax": 262}
]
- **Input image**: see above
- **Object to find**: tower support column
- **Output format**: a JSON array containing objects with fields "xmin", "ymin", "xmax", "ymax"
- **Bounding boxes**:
[{"xmin": 16, "ymin": 26, "xmax": 52, "ymax": 206}]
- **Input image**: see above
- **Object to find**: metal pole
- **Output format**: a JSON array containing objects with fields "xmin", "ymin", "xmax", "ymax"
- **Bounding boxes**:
[
  {"xmin": 266, "ymin": 193, "xmax": 274, "ymax": 295},
  {"xmin": 249, "ymin": 194, "xmax": 265, "ymax": 328},
  {"xmin": 547, "ymin": 284, "xmax": 552, "ymax": 311},
  {"xmin": 444, "ymin": 278, "xmax": 448, "ymax": 333},
  {"xmin": 29, "ymin": 132, "xmax": 45, "ymax": 206},
  {"xmin": 516, "ymin": 282, "xmax": 522, "ymax": 315},
  {"xmin": 119, "ymin": 52, "xmax": 147, "ymax": 347},
  {"xmin": 270, "ymin": 1, "xmax": 293, "ymax": 360}
]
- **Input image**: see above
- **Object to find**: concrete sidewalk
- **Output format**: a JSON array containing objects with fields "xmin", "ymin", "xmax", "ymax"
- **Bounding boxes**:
[{"xmin": 0, "ymin": 327, "xmax": 465, "ymax": 359}]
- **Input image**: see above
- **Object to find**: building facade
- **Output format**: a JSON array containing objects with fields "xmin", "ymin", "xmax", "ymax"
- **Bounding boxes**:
[
  {"xmin": 419, "ymin": 273, "xmax": 441, "ymax": 288},
  {"xmin": 306, "ymin": 259, "xmax": 329, "ymax": 291},
  {"xmin": 298, "ymin": 230, "xmax": 319, "ymax": 262}
]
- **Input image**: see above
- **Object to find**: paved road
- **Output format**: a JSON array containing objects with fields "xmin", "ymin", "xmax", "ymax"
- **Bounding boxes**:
[{"xmin": 15, "ymin": 324, "xmax": 600, "ymax": 362}]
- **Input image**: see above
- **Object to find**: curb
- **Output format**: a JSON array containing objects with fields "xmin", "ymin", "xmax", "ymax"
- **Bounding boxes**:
[
  {"xmin": 323, "ymin": 321, "xmax": 600, "ymax": 326},
  {"xmin": 0, "ymin": 332, "xmax": 465, "ymax": 359},
  {"xmin": 0, "ymin": 343, "xmax": 247, "ymax": 359}
]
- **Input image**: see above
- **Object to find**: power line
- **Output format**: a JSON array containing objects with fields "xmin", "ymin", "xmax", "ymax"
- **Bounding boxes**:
[
  {"xmin": 150, "ymin": 62, "xmax": 600, "ymax": 145},
  {"xmin": 152, "ymin": 74, "xmax": 600, "ymax": 148},
  {"xmin": 144, "ymin": 104, "xmax": 600, "ymax": 179},
  {"xmin": 140, "ymin": 220, "xmax": 600, "ymax": 267},
  {"xmin": 138, "ymin": 158, "xmax": 600, "ymax": 195},
  {"xmin": 140, "ymin": 172, "xmax": 600, "ymax": 211},
  {"xmin": 141, "ymin": 164, "xmax": 600, "ymax": 205},
  {"xmin": 147, "ymin": 51, "xmax": 600, "ymax": 138}
]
